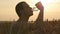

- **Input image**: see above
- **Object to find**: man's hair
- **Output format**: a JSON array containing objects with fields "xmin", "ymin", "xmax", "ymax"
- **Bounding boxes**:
[{"xmin": 15, "ymin": 1, "xmax": 27, "ymax": 17}]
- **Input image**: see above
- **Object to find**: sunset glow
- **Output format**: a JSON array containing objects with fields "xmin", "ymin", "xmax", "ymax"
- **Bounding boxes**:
[
  {"xmin": 41, "ymin": 0, "xmax": 54, "ymax": 6},
  {"xmin": 33, "ymin": 0, "xmax": 54, "ymax": 6},
  {"xmin": 0, "ymin": 0, "xmax": 60, "ymax": 21}
]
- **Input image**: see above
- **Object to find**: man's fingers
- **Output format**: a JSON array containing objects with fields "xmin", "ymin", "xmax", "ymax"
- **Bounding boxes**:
[{"xmin": 35, "ymin": 2, "xmax": 44, "ymax": 10}]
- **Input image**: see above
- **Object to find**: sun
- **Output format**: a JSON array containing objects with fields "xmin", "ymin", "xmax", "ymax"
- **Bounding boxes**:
[
  {"xmin": 41, "ymin": 0, "xmax": 53, "ymax": 6},
  {"xmin": 33, "ymin": 0, "xmax": 54, "ymax": 6}
]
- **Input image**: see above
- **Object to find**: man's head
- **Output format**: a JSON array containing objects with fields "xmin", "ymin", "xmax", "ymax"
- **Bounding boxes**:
[{"xmin": 15, "ymin": 1, "xmax": 33, "ymax": 17}]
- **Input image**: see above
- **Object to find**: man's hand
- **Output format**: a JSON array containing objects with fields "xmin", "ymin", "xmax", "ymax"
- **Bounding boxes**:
[{"xmin": 35, "ymin": 2, "xmax": 44, "ymax": 10}]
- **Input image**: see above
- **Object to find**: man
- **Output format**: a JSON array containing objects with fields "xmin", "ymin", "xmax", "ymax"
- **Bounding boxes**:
[{"xmin": 10, "ymin": 1, "xmax": 44, "ymax": 34}]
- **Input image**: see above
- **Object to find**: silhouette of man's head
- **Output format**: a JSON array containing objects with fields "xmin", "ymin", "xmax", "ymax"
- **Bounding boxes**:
[{"xmin": 15, "ymin": 1, "xmax": 33, "ymax": 17}]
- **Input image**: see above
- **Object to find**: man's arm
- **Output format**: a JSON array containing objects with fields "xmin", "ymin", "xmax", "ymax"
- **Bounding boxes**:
[
  {"xmin": 35, "ymin": 2, "xmax": 44, "ymax": 23},
  {"xmin": 33, "ymin": 2, "xmax": 45, "ymax": 34}
]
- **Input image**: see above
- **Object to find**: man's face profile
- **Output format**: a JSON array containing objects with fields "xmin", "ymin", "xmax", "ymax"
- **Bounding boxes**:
[
  {"xmin": 22, "ymin": 3, "xmax": 33, "ymax": 16},
  {"xmin": 16, "ymin": 2, "xmax": 33, "ymax": 17}
]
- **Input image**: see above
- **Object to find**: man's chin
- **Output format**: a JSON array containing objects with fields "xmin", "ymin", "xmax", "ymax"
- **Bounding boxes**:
[
  {"xmin": 28, "ymin": 13, "xmax": 33, "ymax": 17},
  {"xmin": 30, "ymin": 13, "xmax": 33, "ymax": 16}
]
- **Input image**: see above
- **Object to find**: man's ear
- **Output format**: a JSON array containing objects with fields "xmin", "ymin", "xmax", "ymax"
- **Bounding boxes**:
[{"xmin": 19, "ymin": 10, "xmax": 24, "ymax": 15}]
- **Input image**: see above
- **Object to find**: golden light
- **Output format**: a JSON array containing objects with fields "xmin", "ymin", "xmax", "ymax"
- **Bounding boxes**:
[
  {"xmin": 33, "ymin": 0, "xmax": 54, "ymax": 6},
  {"xmin": 41, "ymin": 0, "xmax": 54, "ymax": 6}
]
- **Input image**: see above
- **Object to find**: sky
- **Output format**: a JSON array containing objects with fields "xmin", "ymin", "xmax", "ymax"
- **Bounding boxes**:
[{"xmin": 0, "ymin": 0, "xmax": 60, "ymax": 21}]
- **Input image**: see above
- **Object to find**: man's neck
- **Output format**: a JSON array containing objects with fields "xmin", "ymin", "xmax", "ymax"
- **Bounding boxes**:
[{"xmin": 18, "ymin": 16, "xmax": 29, "ymax": 22}]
